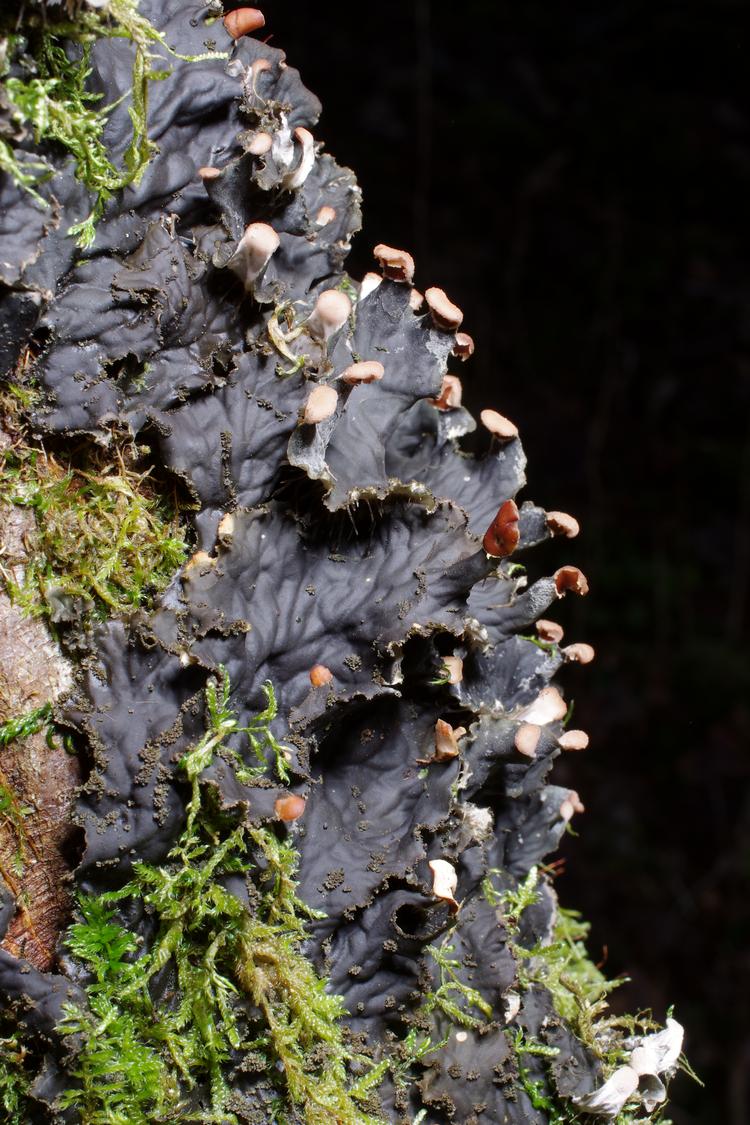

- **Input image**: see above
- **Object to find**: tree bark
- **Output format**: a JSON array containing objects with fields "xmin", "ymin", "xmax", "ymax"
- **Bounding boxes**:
[{"xmin": 0, "ymin": 487, "xmax": 78, "ymax": 970}]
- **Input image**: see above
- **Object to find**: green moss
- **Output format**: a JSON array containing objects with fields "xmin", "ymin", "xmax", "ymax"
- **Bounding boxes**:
[
  {"xmin": 0, "ymin": 1026, "xmax": 32, "ymax": 1125},
  {"xmin": 0, "ymin": 702, "xmax": 54, "ymax": 748},
  {"xmin": 0, "ymin": 778, "xmax": 33, "ymax": 882},
  {"xmin": 1, "ymin": 0, "xmax": 224, "ymax": 246},
  {"xmin": 512, "ymin": 1028, "xmax": 577, "ymax": 1125},
  {"xmin": 489, "ymin": 866, "xmax": 658, "ymax": 1069},
  {"xmin": 421, "ymin": 940, "xmax": 493, "ymax": 1029},
  {"xmin": 538, "ymin": 907, "xmax": 644, "ymax": 1056},
  {"xmin": 56, "ymin": 671, "xmax": 386, "ymax": 1124},
  {"xmin": 0, "ymin": 136, "xmax": 49, "ymax": 206},
  {"xmin": 366, "ymin": 933, "xmax": 499, "ymax": 1111},
  {"xmin": 483, "ymin": 864, "xmax": 541, "ymax": 931},
  {"xmin": 488, "ymin": 867, "xmax": 689, "ymax": 1123},
  {"xmin": 512, "ymin": 894, "xmax": 658, "ymax": 1070},
  {"xmin": 0, "ymin": 391, "xmax": 188, "ymax": 625},
  {"xmin": 223, "ymin": 681, "xmax": 294, "ymax": 786},
  {"xmin": 511, "ymin": 1029, "xmax": 679, "ymax": 1125}
]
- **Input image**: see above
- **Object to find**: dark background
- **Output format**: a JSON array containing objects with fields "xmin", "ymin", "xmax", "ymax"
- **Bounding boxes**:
[{"xmin": 267, "ymin": 3, "xmax": 748, "ymax": 1122}]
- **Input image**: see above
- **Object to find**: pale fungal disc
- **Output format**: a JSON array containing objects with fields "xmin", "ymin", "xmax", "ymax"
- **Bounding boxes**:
[
  {"xmin": 303, "ymin": 384, "xmax": 339, "ymax": 425},
  {"xmin": 224, "ymin": 8, "xmax": 266, "ymax": 39},
  {"xmin": 428, "ymin": 858, "xmax": 459, "ymax": 911},
  {"xmin": 282, "ymin": 127, "xmax": 316, "ymax": 190},
  {"xmin": 248, "ymin": 131, "xmax": 273, "ymax": 155},
  {"xmin": 431, "ymin": 374, "xmax": 463, "ymax": 411},
  {"xmin": 480, "ymin": 408, "xmax": 519, "ymax": 441},
  {"xmin": 433, "ymin": 719, "xmax": 465, "ymax": 761},
  {"xmin": 559, "ymin": 791, "xmax": 585, "ymax": 821},
  {"xmin": 558, "ymin": 729, "xmax": 589, "ymax": 752},
  {"xmin": 225, "ymin": 222, "xmax": 280, "ymax": 291},
  {"xmin": 274, "ymin": 794, "xmax": 306, "ymax": 822},
  {"xmin": 373, "ymin": 243, "xmax": 415, "ymax": 284},
  {"xmin": 306, "ymin": 289, "xmax": 352, "ymax": 341},
  {"xmin": 517, "ymin": 686, "xmax": 567, "ymax": 726},
  {"xmin": 359, "ymin": 272, "xmax": 382, "ymax": 300},
  {"xmin": 341, "ymin": 360, "xmax": 384, "ymax": 385},
  {"xmin": 453, "ymin": 331, "xmax": 475, "ymax": 359},
  {"xmin": 546, "ymin": 509, "xmax": 580, "ymax": 538},
  {"xmin": 554, "ymin": 566, "xmax": 590, "ymax": 597},
  {"xmin": 536, "ymin": 618, "xmax": 564, "ymax": 644},
  {"xmin": 514, "ymin": 723, "xmax": 542, "ymax": 757},
  {"xmin": 425, "ymin": 286, "xmax": 463, "ymax": 330},
  {"xmin": 563, "ymin": 642, "xmax": 596, "ymax": 664}
]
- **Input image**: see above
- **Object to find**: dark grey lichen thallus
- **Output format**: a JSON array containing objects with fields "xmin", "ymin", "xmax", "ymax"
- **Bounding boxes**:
[{"xmin": 0, "ymin": 3, "xmax": 614, "ymax": 1122}]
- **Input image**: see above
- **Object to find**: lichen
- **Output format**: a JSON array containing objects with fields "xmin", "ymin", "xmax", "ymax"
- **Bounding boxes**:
[{"xmin": 0, "ymin": 6, "xmax": 691, "ymax": 1121}]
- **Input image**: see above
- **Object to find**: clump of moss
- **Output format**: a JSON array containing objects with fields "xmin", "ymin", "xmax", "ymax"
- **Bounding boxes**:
[
  {"xmin": 0, "ymin": 703, "xmax": 54, "ymax": 749},
  {"xmin": 487, "ymin": 867, "xmax": 658, "ymax": 1068},
  {"xmin": 511, "ymin": 1028, "xmax": 581, "ymax": 1125},
  {"xmin": 536, "ymin": 906, "xmax": 646, "ymax": 1061},
  {"xmin": 495, "ymin": 868, "xmax": 658, "ymax": 1070},
  {"xmin": 0, "ymin": 0, "xmax": 224, "ymax": 245},
  {"xmin": 0, "ymin": 1024, "xmax": 32, "ymax": 1125},
  {"xmin": 511, "ymin": 1023, "xmax": 677, "ymax": 1125},
  {"xmin": 422, "ymin": 940, "xmax": 493, "ymax": 1030},
  {"xmin": 0, "ymin": 778, "xmax": 31, "ymax": 885},
  {"xmin": 56, "ymin": 672, "xmax": 385, "ymax": 1124},
  {"xmin": 486, "ymin": 867, "xmax": 691, "ymax": 1123},
  {"xmin": 0, "ymin": 385, "xmax": 188, "ymax": 625}
]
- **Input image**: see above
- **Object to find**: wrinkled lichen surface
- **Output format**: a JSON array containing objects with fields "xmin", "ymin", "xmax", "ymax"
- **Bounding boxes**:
[{"xmin": 0, "ymin": 4, "xmax": 686, "ymax": 1123}]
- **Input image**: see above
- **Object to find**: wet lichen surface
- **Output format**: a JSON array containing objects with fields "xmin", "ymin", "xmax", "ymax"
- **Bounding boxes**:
[{"xmin": 0, "ymin": 3, "xmax": 692, "ymax": 1123}]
